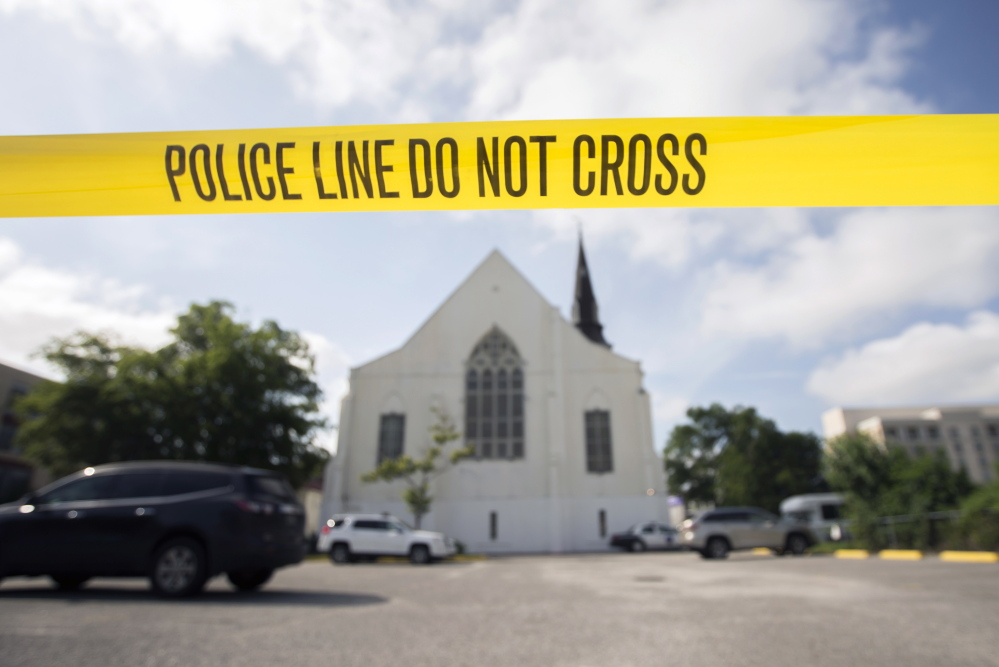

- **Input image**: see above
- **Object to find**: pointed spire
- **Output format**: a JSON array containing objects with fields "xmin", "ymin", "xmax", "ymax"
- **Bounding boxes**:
[{"xmin": 572, "ymin": 230, "xmax": 610, "ymax": 347}]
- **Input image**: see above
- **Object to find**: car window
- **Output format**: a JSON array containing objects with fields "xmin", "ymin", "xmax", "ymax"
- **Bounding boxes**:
[
  {"xmin": 40, "ymin": 475, "xmax": 118, "ymax": 504},
  {"xmin": 659, "ymin": 525, "xmax": 676, "ymax": 534},
  {"xmin": 642, "ymin": 524, "xmax": 655, "ymax": 534},
  {"xmin": 821, "ymin": 504, "xmax": 841, "ymax": 520},
  {"xmin": 354, "ymin": 520, "xmax": 388, "ymax": 530},
  {"xmin": 749, "ymin": 511, "xmax": 776, "ymax": 524},
  {"xmin": 246, "ymin": 474, "xmax": 297, "ymax": 503},
  {"xmin": 160, "ymin": 471, "xmax": 232, "ymax": 496},
  {"xmin": 388, "ymin": 522, "xmax": 409, "ymax": 532},
  {"xmin": 110, "ymin": 472, "xmax": 164, "ymax": 499}
]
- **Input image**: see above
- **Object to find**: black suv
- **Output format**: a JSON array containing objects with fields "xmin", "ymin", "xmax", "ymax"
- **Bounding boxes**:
[{"xmin": 0, "ymin": 461, "xmax": 305, "ymax": 597}]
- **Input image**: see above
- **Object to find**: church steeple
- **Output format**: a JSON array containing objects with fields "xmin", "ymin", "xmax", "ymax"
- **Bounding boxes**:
[{"xmin": 572, "ymin": 232, "xmax": 610, "ymax": 347}]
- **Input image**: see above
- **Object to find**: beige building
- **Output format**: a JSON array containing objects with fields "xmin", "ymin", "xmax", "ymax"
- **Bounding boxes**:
[{"xmin": 823, "ymin": 405, "xmax": 999, "ymax": 484}]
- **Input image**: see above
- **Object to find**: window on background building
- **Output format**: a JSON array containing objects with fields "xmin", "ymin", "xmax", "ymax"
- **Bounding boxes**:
[
  {"xmin": 987, "ymin": 424, "xmax": 998, "ymax": 438},
  {"xmin": 907, "ymin": 426, "xmax": 920, "ymax": 440},
  {"xmin": 585, "ymin": 410, "xmax": 613, "ymax": 473},
  {"xmin": 465, "ymin": 327, "xmax": 525, "ymax": 460},
  {"xmin": 885, "ymin": 427, "xmax": 898, "ymax": 439},
  {"xmin": 927, "ymin": 426, "xmax": 940, "ymax": 440},
  {"xmin": 971, "ymin": 426, "xmax": 981, "ymax": 438},
  {"xmin": 377, "ymin": 413, "xmax": 405, "ymax": 464}
]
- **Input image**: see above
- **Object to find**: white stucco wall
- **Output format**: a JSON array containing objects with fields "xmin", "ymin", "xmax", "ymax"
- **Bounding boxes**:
[{"xmin": 321, "ymin": 251, "xmax": 668, "ymax": 552}]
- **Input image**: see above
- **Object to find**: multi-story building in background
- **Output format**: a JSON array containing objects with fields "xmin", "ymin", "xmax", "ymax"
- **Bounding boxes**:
[
  {"xmin": 0, "ymin": 360, "xmax": 49, "ymax": 502},
  {"xmin": 823, "ymin": 405, "xmax": 999, "ymax": 485}
]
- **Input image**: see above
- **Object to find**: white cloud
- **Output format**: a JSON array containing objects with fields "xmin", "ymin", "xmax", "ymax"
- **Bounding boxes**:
[
  {"xmin": 0, "ymin": 237, "xmax": 176, "ymax": 375},
  {"xmin": 467, "ymin": 0, "xmax": 929, "ymax": 120},
  {"xmin": 807, "ymin": 311, "xmax": 999, "ymax": 405},
  {"xmin": 700, "ymin": 207, "xmax": 999, "ymax": 347},
  {"xmin": 0, "ymin": 0, "xmax": 928, "ymax": 121}
]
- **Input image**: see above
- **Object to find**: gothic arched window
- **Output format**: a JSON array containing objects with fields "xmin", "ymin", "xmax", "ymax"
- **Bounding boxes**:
[{"xmin": 465, "ymin": 327, "xmax": 524, "ymax": 460}]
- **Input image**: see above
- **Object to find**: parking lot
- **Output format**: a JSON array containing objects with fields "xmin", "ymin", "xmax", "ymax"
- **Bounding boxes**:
[{"xmin": 1, "ymin": 551, "xmax": 997, "ymax": 667}]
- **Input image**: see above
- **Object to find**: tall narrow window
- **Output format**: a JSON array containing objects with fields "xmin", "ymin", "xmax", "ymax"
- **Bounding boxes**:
[
  {"xmin": 585, "ymin": 410, "xmax": 613, "ymax": 473},
  {"xmin": 465, "ymin": 327, "xmax": 525, "ymax": 460},
  {"xmin": 489, "ymin": 511, "xmax": 498, "ymax": 540},
  {"xmin": 599, "ymin": 509, "xmax": 607, "ymax": 538},
  {"xmin": 377, "ymin": 413, "xmax": 405, "ymax": 464}
]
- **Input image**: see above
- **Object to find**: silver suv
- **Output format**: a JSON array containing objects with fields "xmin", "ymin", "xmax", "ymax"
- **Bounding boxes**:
[
  {"xmin": 680, "ymin": 507, "xmax": 814, "ymax": 559},
  {"xmin": 316, "ymin": 513, "xmax": 457, "ymax": 565}
]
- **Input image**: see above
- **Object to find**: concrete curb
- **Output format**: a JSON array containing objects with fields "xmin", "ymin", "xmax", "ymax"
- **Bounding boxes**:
[
  {"xmin": 834, "ymin": 549, "xmax": 870, "ymax": 559},
  {"xmin": 832, "ymin": 548, "xmax": 999, "ymax": 562},
  {"xmin": 879, "ymin": 549, "xmax": 922, "ymax": 561},
  {"xmin": 939, "ymin": 550, "xmax": 999, "ymax": 563}
]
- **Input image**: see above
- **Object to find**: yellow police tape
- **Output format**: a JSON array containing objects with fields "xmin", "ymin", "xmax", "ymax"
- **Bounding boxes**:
[{"xmin": 1, "ymin": 115, "xmax": 997, "ymax": 217}]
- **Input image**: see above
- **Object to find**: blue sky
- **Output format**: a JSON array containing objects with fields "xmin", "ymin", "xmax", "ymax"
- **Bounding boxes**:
[{"xmin": 1, "ymin": 0, "xmax": 997, "ymax": 452}]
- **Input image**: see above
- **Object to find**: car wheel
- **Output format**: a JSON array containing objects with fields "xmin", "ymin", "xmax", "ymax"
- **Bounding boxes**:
[
  {"xmin": 706, "ymin": 537, "xmax": 730, "ymax": 559},
  {"xmin": 410, "ymin": 544, "xmax": 431, "ymax": 565},
  {"xmin": 330, "ymin": 543, "xmax": 352, "ymax": 565},
  {"xmin": 150, "ymin": 537, "xmax": 208, "ymax": 598},
  {"xmin": 226, "ymin": 569, "xmax": 274, "ymax": 592},
  {"xmin": 786, "ymin": 533, "xmax": 809, "ymax": 556},
  {"xmin": 51, "ymin": 575, "xmax": 90, "ymax": 591},
  {"xmin": 630, "ymin": 540, "xmax": 647, "ymax": 553}
]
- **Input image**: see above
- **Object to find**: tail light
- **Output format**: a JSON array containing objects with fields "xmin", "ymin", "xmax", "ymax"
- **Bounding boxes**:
[
  {"xmin": 235, "ymin": 499, "xmax": 273, "ymax": 514},
  {"xmin": 320, "ymin": 525, "xmax": 331, "ymax": 535}
]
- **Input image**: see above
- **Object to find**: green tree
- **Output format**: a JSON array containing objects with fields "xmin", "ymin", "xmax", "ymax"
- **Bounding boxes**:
[
  {"xmin": 664, "ymin": 403, "xmax": 823, "ymax": 513},
  {"xmin": 361, "ymin": 407, "xmax": 473, "ymax": 528},
  {"xmin": 957, "ymin": 475, "xmax": 999, "ymax": 550},
  {"xmin": 15, "ymin": 301, "xmax": 329, "ymax": 487},
  {"xmin": 825, "ymin": 433, "xmax": 975, "ymax": 549}
]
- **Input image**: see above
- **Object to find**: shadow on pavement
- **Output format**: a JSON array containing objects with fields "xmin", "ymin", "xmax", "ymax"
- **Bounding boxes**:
[{"xmin": 0, "ymin": 582, "xmax": 387, "ymax": 607}]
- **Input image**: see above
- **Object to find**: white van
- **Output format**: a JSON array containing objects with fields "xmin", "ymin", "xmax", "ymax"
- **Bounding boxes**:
[{"xmin": 779, "ymin": 493, "xmax": 846, "ymax": 542}]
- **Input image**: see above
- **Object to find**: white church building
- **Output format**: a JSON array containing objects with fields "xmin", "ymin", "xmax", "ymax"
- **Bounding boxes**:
[{"xmin": 320, "ymin": 241, "xmax": 669, "ymax": 553}]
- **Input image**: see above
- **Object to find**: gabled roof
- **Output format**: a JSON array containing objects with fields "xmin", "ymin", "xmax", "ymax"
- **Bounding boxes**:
[{"xmin": 354, "ymin": 250, "xmax": 553, "ymax": 371}]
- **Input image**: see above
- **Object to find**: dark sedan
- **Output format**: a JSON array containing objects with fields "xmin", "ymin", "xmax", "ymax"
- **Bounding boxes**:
[{"xmin": 0, "ymin": 461, "xmax": 305, "ymax": 597}]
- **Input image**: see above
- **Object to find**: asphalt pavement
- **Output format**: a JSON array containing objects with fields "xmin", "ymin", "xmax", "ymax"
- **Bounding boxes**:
[{"xmin": 1, "ymin": 551, "xmax": 997, "ymax": 667}]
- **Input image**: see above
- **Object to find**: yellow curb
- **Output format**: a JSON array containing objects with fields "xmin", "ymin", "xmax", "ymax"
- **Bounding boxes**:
[
  {"xmin": 834, "ymin": 549, "xmax": 870, "ymax": 559},
  {"xmin": 879, "ymin": 549, "xmax": 923, "ymax": 561},
  {"xmin": 750, "ymin": 548, "xmax": 773, "ymax": 556},
  {"xmin": 939, "ymin": 551, "xmax": 999, "ymax": 564}
]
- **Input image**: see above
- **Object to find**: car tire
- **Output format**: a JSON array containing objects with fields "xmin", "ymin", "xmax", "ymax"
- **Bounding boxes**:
[
  {"xmin": 149, "ymin": 537, "xmax": 208, "ymax": 598},
  {"xmin": 630, "ymin": 540, "xmax": 647, "ymax": 553},
  {"xmin": 226, "ymin": 569, "xmax": 274, "ymax": 592},
  {"xmin": 786, "ymin": 533, "xmax": 809, "ymax": 556},
  {"xmin": 51, "ymin": 575, "xmax": 90, "ymax": 591},
  {"xmin": 706, "ymin": 537, "xmax": 730, "ymax": 560},
  {"xmin": 409, "ymin": 544, "xmax": 431, "ymax": 565},
  {"xmin": 330, "ymin": 543, "xmax": 352, "ymax": 565}
]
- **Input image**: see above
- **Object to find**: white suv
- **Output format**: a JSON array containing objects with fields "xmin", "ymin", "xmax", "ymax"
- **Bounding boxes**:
[{"xmin": 317, "ymin": 514, "xmax": 457, "ymax": 565}]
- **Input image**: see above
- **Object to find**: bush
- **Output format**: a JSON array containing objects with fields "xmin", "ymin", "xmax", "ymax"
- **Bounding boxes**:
[{"xmin": 957, "ymin": 482, "xmax": 999, "ymax": 551}]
